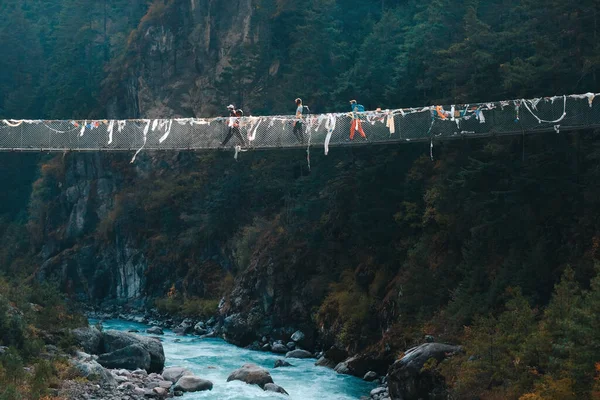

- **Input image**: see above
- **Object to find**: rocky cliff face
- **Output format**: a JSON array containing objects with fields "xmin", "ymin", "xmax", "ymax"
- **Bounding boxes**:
[
  {"xmin": 37, "ymin": 154, "xmax": 148, "ymax": 307},
  {"xmin": 109, "ymin": 0, "xmax": 263, "ymax": 118}
]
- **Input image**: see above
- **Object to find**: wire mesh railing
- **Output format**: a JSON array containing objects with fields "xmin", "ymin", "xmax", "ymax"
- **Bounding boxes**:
[{"xmin": 1, "ymin": 93, "xmax": 599, "ymax": 160}]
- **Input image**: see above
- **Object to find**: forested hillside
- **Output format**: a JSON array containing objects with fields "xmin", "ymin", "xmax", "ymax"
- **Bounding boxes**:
[
  {"xmin": 1, "ymin": 0, "xmax": 600, "ymax": 399},
  {"xmin": 1, "ymin": 0, "xmax": 598, "ymax": 118}
]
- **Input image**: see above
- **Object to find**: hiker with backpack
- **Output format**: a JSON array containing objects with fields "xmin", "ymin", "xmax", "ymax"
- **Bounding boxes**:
[
  {"xmin": 221, "ymin": 104, "xmax": 246, "ymax": 146},
  {"xmin": 292, "ymin": 98, "xmax": 308, "ymax": 144},
  {"xmin": 349, "ymin": 99, "xmax": 367, "ymax": 140}
]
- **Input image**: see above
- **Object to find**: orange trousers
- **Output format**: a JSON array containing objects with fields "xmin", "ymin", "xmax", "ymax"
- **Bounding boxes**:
[{"xmin": 350, "ymin": 119, "xmax": 366, "ymax": 140}]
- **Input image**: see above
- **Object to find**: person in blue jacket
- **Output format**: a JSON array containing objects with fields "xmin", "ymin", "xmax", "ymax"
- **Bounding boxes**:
[{"xmin": 349, "ymin": 100, "xmax": 367, "ymax": 140}]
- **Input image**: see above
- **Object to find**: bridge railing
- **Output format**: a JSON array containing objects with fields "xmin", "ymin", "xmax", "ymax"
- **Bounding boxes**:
[{"xmin": 1, "ymin": 93, "xmax": 599, "ymax": 159}]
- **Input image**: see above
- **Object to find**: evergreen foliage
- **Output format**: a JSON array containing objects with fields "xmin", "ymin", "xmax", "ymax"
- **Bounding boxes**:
[{"xmin": 1, "ymin": 0, "xmax": 600, "ymax": 398}]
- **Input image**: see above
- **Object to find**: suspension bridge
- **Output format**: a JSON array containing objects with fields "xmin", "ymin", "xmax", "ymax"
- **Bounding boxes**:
[{"xmin": 1, "ymin": 93, "xmax": 599, "ymax": 162}]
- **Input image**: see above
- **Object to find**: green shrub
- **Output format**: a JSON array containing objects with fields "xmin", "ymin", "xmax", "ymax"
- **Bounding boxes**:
[
  {"xmin": 1, "ymin": 348, "xmax": 24, "ymax": 384},
  {"xmin": 155, "ymin": 297, "xmax": 181, "ymax": 315},
  {"xmin": 29, "ymin": 359, "xmax": 53, "ymax": 399},
  {"xmin": 181, "ymin": 298, "xmax": 220, "ymax": 318}
]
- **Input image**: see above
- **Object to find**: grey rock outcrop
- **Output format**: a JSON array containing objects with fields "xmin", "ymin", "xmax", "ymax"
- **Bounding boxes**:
[
  {"xmin": 387, "ymin": 343, "xmax": 463, "ymax": 400},
  {"xmin": 71, "ymin": 352, "xmax": 117, "ymax": 387},
  {"xmin": 102, "ymin": 330, "xmax": 165, "ymax": 373}
]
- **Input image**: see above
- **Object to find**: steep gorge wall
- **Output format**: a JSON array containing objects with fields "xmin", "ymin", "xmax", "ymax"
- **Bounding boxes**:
[
  {"xmin": 35, "ymin": 154, "xmax": 148, "ymax": 307},
  {"xmin": 108, "ymin": 0, "xmax": 265, "ymax": 119}
]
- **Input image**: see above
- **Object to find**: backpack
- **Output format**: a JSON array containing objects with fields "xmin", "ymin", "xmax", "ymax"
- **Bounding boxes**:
[
  {"xmin": 303, "ymin": 106, "xmax": 311, "ymax": 115},
  {"xmin": 354, "ymin": 104, "xmax": 365, "ymax": 112}
]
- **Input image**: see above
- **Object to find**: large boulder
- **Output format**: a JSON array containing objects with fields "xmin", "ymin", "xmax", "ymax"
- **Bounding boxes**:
[
  {"xmin": 227, "ymin": 364, "xmax": 274, "ymax": 389},
  {"xmin": 285, "ymin": 349, "xmax": 313, "ymax": 359},
  {"xmin": 72, "ymin": 326, "xmax": 103, "ymax": 354},
  {"xmin": 264, "ymin": 383, "xmax": 289, "ymax": 395},
  {"xmin": 173, "ymin": 376, "xmax": 213, "ymax": 392},
  {"xmin": 97, "ymin": 344, "xmax": 151, "ymax": 371},
  {"xmin": 102, "ymin": 330, "xmax": 165, "ymax": 373},
  {"xmin": 162, "ymin": 366, "xmax": 194, "ymax": 383},
  {"xmin": 71, "ymin": 352, "xmax": 116, "ymax": 386},
  {"xmin": 387, "ymin": 343, "xmax": 463, "ymax": 400}
]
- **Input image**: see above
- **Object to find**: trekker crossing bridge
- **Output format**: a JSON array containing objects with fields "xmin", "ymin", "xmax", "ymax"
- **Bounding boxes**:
[{"xmin": 1, "ymin": 93, "xmax": 599, "ymax": 162}]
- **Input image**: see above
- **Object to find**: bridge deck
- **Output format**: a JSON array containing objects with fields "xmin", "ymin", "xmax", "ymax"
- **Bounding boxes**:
[{"xmin": 1, "ymin": 94, "xmax": 598, "ymax": 158}]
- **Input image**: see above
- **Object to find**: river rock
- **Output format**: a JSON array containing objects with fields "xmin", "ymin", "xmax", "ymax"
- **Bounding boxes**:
[
  {"xmin": 102, "ymin": 330, "xmax": 165, "ymax": 373},
  {"xmin": 286, "ymin": 342, "xmax": 296, "ymax": 350},
  {"xmin": 291, "ymin": 330, "xmax": 305, "ymax": 342},
  {"xmin": 286, "ymin": 349, "xmax": 313, "ymax": 359},
  {"xmin": 194, "ymin": 322, "xmax": 207, "ymax": 335},
  {"xmin": 315, "ymin": 356, "xmax": 337, "ymax": 369},
  {"xmin": 153, "ymin": 387, "xmax": 167, "ymax": 396},
  {"xmin": 97, "ymin": 344, "xmax": 151, "ymax": 371},
  {"xmin": 158, "ymin": 380, "xmax": 172, "ymax": 389},
  {"xmin": 118, "ymin": 382, "xmax": 135, "ymax": 390},
  {"xmin": 227, "ymin": 364, "xmax": 274, "ymax": 388},
  {"xmin": 173, "ymin": 376, "xmax": 213, "ymax": 392},
  {"xmin": 387, "ymin": 343, "xmax": 463, "ymax": 400},
  {"xmin": 162, "ymin": 366, "xmax": 194, "ymax": 383},
  {"xmin": 147, "ymin": 326, "xmax": 164, "ymax": 335},
  {"xmin": 271, "ymin": 343, "xmax": 288, "ymax": 353},
  {"xmin": 195, "ymin": 327, "xmax": 208, "ymax": 335},
  {"xmin": 370, "ymin": 386, "xmax": 386, "ymax": 396},
  {"xmin": 334, "ymin": 361, "xmax": 351, "ymax": 375},
  {"xmin": 264, "ymin": 383, "xmax": 289, "ymax": 395},
  {"xmin": 173, "ymin": 320, "xmax": 194, "ymax": 335},
  {"xmin": 364, "ymin": 371, "xmax": 379, "ymax": 382},
  {"xmin": 274, "ymin": 359, "xmax": 293, "ymax": 368},
  {"xmin": 72, "ymin": 326, "xmax": 103, "ymax": 354}
]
